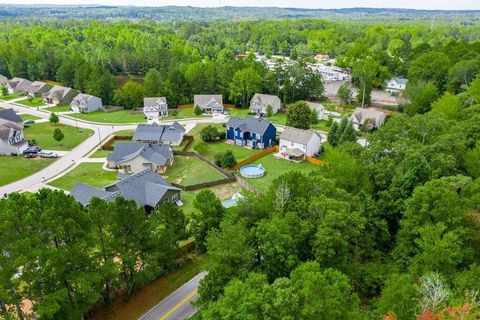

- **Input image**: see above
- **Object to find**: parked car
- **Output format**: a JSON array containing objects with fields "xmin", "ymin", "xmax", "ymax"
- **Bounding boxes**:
[
  {"xmin": 24, "ymin": 146, "xmax": 42, "ymax": 154},
  {"xmin": 39, "ymin": 151, "xmax": 58, "ymax": 158},
  {"xmin": 23, "ymin": 119, "xmax": 35, "ymax": 124},
  {"xmin": 23, "ymin": 152, "xmax": 38, "ymax": 158}
]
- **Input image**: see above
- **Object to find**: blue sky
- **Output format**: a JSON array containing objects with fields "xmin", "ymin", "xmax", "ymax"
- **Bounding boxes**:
[{"xmin": 0, "ymin": 0, "xmax": 478, "ymax": 10}]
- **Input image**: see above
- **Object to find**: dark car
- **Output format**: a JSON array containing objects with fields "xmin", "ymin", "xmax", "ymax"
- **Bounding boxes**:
[
  {"xmin": 23, "ymin": 152, "xmax": 38, "ymax": 158},
  {"xmin": 24, "ymin": 146, "xmax": 42, "ymax": 154}
]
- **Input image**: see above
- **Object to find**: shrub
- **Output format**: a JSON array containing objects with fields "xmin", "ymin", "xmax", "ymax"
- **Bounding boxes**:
[
  {"xmin": 194, "ymin": 105, "xmax": 202, "ymax": 116},
  {"xmin": 49, "ymin": 112, "xmax": 59, "ymax": 124},
  {"xmin": 215, "ymin": 151, "xmax": 237, "ymax": 168},
  {"xmin": 200, "ymin": 125, "xmax": 221, "ymax": 142}
]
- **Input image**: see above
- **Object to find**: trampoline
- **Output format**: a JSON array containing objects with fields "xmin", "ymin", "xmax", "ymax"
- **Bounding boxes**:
[{"xmin": 239, "ymin": 164, "xmax": 265, "ymax": 178}]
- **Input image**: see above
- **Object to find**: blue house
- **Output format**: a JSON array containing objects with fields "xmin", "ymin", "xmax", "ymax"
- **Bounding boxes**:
[{"xmin": 226, "ymin": 117, "xmax": 277, "ymax": 149}]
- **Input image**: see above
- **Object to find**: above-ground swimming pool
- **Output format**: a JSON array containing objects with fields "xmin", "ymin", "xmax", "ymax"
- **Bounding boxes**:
[{"xmin": 239, "ymin": 164, "xmax": 265, "ymax": 178}]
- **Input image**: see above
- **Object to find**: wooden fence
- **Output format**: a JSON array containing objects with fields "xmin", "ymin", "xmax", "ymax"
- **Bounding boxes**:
[
  {"xmin": 231, "ymin": 145, "xmax": 278, "ymax": 170},
  {"xmin": 101, "ymin": 135, "xmax": 133, "ymax": 151},
  {"xmin": 174, "ymin": 150, "xmax": 235, "ymax": 178},
  {"xmin": 181, "ymin": 135, "xmax": 194, "ymax": 151},
  {"xmin": 305, "ymin": 156, "xmax": 325, "ymax": 166},
  {"xmin": 236, "ymin": 176, "xmax": 262, "ymax": 195}
]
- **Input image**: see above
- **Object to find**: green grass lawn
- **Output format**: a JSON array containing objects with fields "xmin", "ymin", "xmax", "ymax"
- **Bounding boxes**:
[
  {"xmin": 44, "ymin": 104, "xmax": 71, "ymax": 112},
  {"xmin": 70, "ymin": 110, "xmax": 146, "ymax": 124},
  {"xmin": 0, "ymin": 92, "xmax": 23, "ymax": 101},
  {"xmin": 165, "ymin": 107, "xmax": 208, "ymax": 120},
  {"xmin": 162, "ymin": 155, "xmax": 225, "ymax": 186},
  {"xmin": 20, "ymin": 114, "xmax": 41, "ymax": 121},
  {"xmin": 24, "ymin": 123, "xmax": 93, "ymax": 151},
  {"xmin": 16, "ymin": 97, "xmax": 45, "ymax": 107},
  {"xmin": 48, "ymin": 163, "xmax": 118, "ymax": 191},
  {"xmin": 240, "ymin": 153, "xmax": 320, "ymax": 191},
  {"xmin": 0, "ymin": 156, "xmax": 56, "ymax": 187},
  {"xmin": 90, "ymin": 149, "xmax": 110, "ymax": 158}
]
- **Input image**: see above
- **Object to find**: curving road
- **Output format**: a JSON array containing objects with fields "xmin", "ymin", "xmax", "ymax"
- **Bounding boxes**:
[{"xmin": 0, "ymin": 100, "xmax": 227, "ymax": 195}]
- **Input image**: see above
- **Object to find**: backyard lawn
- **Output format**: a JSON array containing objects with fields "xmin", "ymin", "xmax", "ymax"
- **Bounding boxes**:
[
  {"xmin": 0, "ymin": 156, "xmax": 56, "ymax": 187},
  {"xmin": 48, "ymin": 163, "xmax": 118, "ymax": 191},
  {"xmin": 45, "ymin": 104, "xmax": 71, "ymax": 112},
  {"xmin": 162, "ymin": 155, "xmax": 225, "ymax": 186},
  {"xmin": 0, "ymin": 92, "xmax": 22, "ymax": 100},
  {"xmin": 17, "ymin": 97, "xmax": 46, "ymax": 107},
  {"xmin": 24, "ymin": 122, "xmax": 93, "ymax": 151},
  {"xmin": 241, "ymin": 154, "xmax": 320, "ymax": 191},
  {"xmin": 70, "ymin": 110, "xmax": 145, "ymax": 124}
]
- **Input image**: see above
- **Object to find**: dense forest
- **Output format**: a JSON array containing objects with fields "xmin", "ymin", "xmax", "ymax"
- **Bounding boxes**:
[{"xmin": 1, "ymin": 14, "xmax": 480, "ymax": 319}]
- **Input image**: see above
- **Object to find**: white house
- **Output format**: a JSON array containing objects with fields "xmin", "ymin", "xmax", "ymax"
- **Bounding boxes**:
[
  {"xmin": 0, "ymin": 109, "xmax": 28, "ymax": 155},
  {"xmin": 194, "ymin": 95, "xmax": 224, "ymax": 114},
  {"xmin": 305, "ymin": 101, "xmax": 326, "ymax": 120},
  {"xmin": 278, "ymin": 126, "xmax": 322, "ymax": 162},
  {"xmin": 143, "ymin": 97, "xmax": 168, "ymax": 121},
  {"xmin": 70, "ymin": 93, "xmax": 103, "ymax": 113},
  {"xmin": 386, "ymin": 77, "xmax": 408, "ymax": 93},
  {"xmin": 350, "ymin": 108, "xmax": 386, "ymax": 131},
  {"xmin": 249, "ymin": 93, "xmax": 281, "ymax": 115}
]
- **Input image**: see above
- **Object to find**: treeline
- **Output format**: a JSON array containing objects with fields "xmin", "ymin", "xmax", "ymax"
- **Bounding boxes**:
[
  {"xmin": 193, "ymin": 79, "xmax": 480, "ymax": 318},
  {"xmin": 1, "ymin": 19, "xmax": 480, "ymax": 107},
  {"xmin": 0, "ymin": 190, "xmax": 187, "ymax": 319}
]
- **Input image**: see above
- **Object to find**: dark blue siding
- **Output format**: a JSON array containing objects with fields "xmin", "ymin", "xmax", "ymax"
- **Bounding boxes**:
[{"xmin": 226, "ymin": 127, "xmax": 235, "ymax": 140}]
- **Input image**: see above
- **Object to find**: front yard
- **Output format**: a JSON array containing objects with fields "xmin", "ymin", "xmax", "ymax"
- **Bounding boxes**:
[
  {"xmin": 0, "ymin": 92, "xmax": 23, "ymax": 101},
  {"xmin": 44, "ymin": 104, "xmax": 71, "ymax": 112},
  {"xmin": 20, "ymin": 114, "xmax": 41, "ymax": 121},
  {"xmin": 48, "ymin": 163, "xmax": 118, "ymax": 191},
  {"xmin": 0, "ymin": 156, "xmax": 56, "ymax": 187},
  {"xmin": 24, "ymin": 122, "xmax": 94, "ymax": 151},
  {"xmin": 70, "ymin": 110, "xmax": 146, "ymax": 124},
  {"xmin": 17, "ymin": 97, "xmax": 46, "ymax": 107},
  {"xmin": 161, "ymin": 155, "xmax": 225, "ymax": 186}
]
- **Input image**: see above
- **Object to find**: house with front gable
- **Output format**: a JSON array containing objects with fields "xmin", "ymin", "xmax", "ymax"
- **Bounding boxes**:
[
  {"xmin": 133, "ymin": 122, "xmax": 185, "ymax": 146},
  {"xmin": 249, "ymin": 93, "xmax": 281, "ymax": 115},
  {"xmin": 193, "ymin": 95, "xmax": 224, "ymax": 114},
  {"xmin": 27, "ymin": 81, "xmax": 52, "ymax": 97},
  {"xmin": 0, "ymin": 109, "xmax": 28, "ymax": 155},
  {"xmin": 226, "ymin": 116, "xmax": 276, "ymax": 149},
  {"xmin": 144, "ymin": 97, "xmax": 168, "ymax": 120},
  {"xmin": 0, "ymin": 74, "xmax": 8, "ymax": 86},
  {"xmin": 350, "ymin": 107, "xmax": 386, "ymax": 131},
  {"xmin": 278, "ymin": 126, "xmax": 322, "ymax": 162},
  {"xmin": 70, "ymin": 93, "xmax": 102, "ymax": 113},
  {"xmin": 42, "ymin": 85, "xmax": 78, "ymax": 106},
  {"xmin": 6, "ymin": 77, "xmax": 32, "ymax": 94},
  {"xmin": 386, "ymin": 77, "xmax": 408, "ymax": 93}
]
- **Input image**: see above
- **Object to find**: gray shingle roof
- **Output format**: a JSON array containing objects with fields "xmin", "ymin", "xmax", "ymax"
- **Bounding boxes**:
[
  {"xmin": 144, "ymin": 97, "xmax": 167, "ymax": 106},
  {"xmin": 0, "ymin": 109, "xmax": 23, "ymax": 124},
  {"xmin": 107, "ymin": 143, "xmax": 173, "ymax": 166},
  {"xmin": 391, "ymin": 77, "xmax": 408, "ymax": 85},
  {"xmin": 0, "ymin": 74, "xmax": 8, "ymax": 85},
  {"xmin": 8, "ymin": 77, "xmax": 32, "ymax": 92},
  {"xmin": 43, "ymin": 85, "xmax": 73, "ymax": 100},
  {"xmin": 280, "ymin": 126, "xmax": 321, "ymax": 145},
  {"xmin": 71, "ymin": 169, "xmax": 180, "ymax": 208},
  {"xmin": 226, "ymin": 117, "xmax": 274, "ymax": 135},
  {"xmin": 28, "ymin": 81, "xmax": 50, "ymax": 94},
  {"xmin": 193, "ymin": 95, "xmax": 223, "ymax": 109},
  {"xmin": 251, "ymin": 93, "xmax": 281, "ymax": 109},
  {"xmin": 133, "ymin": 123, "xmax": 184, "ymax": 143},
  {"xmin": 72, "ymin": 93, "xmax": 97, "ymax": 103}
]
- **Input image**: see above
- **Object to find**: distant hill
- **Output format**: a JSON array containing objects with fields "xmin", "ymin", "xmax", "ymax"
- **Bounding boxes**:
[{"xmin": 0, "ymin": 5, "xmax": 479, "ymax": 23}]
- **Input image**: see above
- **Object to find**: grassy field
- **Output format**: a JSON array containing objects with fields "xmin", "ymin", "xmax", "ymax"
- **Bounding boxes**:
[
  {"xmin": 0, "ymin": 92, "xmax": 22, "ymax": 100},
  {"xmin": 0, "ymin": 156, "xmax": 56, "ymax": 187},
  {"xmin": 24, "ymin": 123, "xmax": 93, "ymax": 151},
  {"xmin": 20, "ymin": 114, "xmax": 41, "ymax": 121},
  {"xmin": 241, "ymin": 153, "xmax": 320, "ymax": 191},
  {"xmin": 162, "ymin": 155, "xmax": 225, "ymax": 186},
  {"xmin": 89, "ymin": 254, "xmax": 209, "ymax": 320},
  {"xmin": 45, "ymin": 104, "xmax": 71, "ymax": 112},
  {"xmin": 17, "ymin": 97, "xmax": 46, "ymax": 107},
  {"xmin": 70, "ymin": 110, "xmax": 146, "ymax": 124},
  {"xmin": 48, "ymin": 163, "xmax": 118, "ymax": 191}
]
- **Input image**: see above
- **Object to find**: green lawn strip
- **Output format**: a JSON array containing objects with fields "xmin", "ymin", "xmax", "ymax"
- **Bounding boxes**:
[
  {"xmin": 89, "ymin": 254, "xmax": 210, "ymax": 320},
  {"xmin": 44, "ymin": 104, "xmax": 71, "ymax": 112},
  {"xmin": 16, "ymin": 97, "xmax": 45, "ymax": 107},
  {"xmin": 90, "ymin": 149, "xmax": 110, "ymax": 158},
  {"xmin": 240, "ymin": 153, "xmax": 320, "ymax": 191},
  {"xmin": 113, "ymin": 129, "xmax": 135, "ymax": 136},
  {"xmin": 0, "ymin": 93, "xmax": 22, "ymax": 101},
  {"xmin": 162, "ymin": 155, "xmax": 225, "ymax": 186},
  {"xmin": 48, "ymin": 163, "xmax": 118, "ymax": 191},
  {"xmin": 70, "ymin": 110, "xmax": 145, "ymax": 124},
  {"xmin": 0, "ymin": 156, "xmax": 56, "ymax": 187},
  {"xmin": 20, "ymin": 114, "xmax": 41, "ymax": 121},
  {"xmin": 164, "ymin": 107, "xmax": 208, "ymax": 120},
  {"xmin": 24, "ymin": 122, "xmax": 94, "ymax": 151}
]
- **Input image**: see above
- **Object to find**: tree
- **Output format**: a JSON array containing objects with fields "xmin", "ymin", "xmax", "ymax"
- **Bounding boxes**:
[
  {"xmin": 286, "ymin": 101, "xmax": 314, "ymax": 129},
  {"xmin": 229, "ymin": 67, "xmax": 262, "ymax": 107},
  {"xmin": 266, "ymin": 104, "xmax": 273, "ymax": 117},
  {"xmin": 200, "ymin": 125, "xmax": 221, "ymax": 142},
  {"xmin": 143, "ymin": 68, "xmax": 163, "ymax": 97},
  {"xmin": 0, "ymin": 85, "xmax": 7, "ymax": 96},
  {"xmin": 49, "ymin": 112, "xmax": 59, "ymax": 124},
  {"xmin": 191, "ymin": 190, "xmax": 225, "ymax": 251},
  {"xmin": 194, "ymin": 105, "xmax": 202, "ymax": 116},
  {"xmin": 327, "ymin": 121, "xmax": 340, "ymax": 146},
  {"xmin": 375, "ymin": 274, "xmax": 420, "ymax": 320},
  {"xmin": 215, "ymin": 150, "xmax": 237, "ymax": 168},
  {"xmin": 152, "ymin": 202, "xmax": 187, "ymax": 242},
  {"xmin": 53, "ymin": 128, "xmax": 64, "ymax": 144},
  {"xmin": 404, "ymin": 81, "xmax": 439, "ymax": 116},
  {"xmin": 337, "ymin": 84, "xmax": 352, "ymax": 105},
  {"xmin": 446, "ymin": 59, "xmax": 480, "ymax": 93},
  {"xmin": 431, "ymin": 92, "xmax": 461, "ymax": 119},
  {"xmin": 339, "ymin": 120, "xmax": 357, "ymax": 144},
  {"xmin": 114, "ymin": 81, "xmax": 144, "ymax": 109},
  {"xmin": 408, "ymin": 51, "xmax": 451, "ymax": 92},
  {"xmin": 465, "ymin": 145, "xmax": 480, "ymax": 178},
  {"xmin": 85, "ymin": 66, "xmax": 116, "ymax": 104}
]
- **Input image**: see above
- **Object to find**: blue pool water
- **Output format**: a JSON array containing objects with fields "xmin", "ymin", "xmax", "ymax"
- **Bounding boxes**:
[{"xmin": 239, "ymin": 164, "xmax": 265, "ymax": 178}]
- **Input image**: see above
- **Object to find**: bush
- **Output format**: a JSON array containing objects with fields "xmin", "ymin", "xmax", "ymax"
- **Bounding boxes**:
[
  {"xmin": 215, "ymin": 151, "xmax": 237, "ymax": 168},
  {"xmin": 49, "ymin": 112, "xmax": 59, "ymax": 124},
  {"xmin": 200, "ymin": 125, "xmax": 221, "ymax": 142},
  {"xmin": 194, "ymin": 105, "xmax": 202, "ymax": 116}
]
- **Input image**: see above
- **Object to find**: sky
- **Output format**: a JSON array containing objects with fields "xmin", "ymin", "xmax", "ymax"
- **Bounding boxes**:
[{"xmin": 0, "ymin": 0, "xmax": 478, "ymax": 10}]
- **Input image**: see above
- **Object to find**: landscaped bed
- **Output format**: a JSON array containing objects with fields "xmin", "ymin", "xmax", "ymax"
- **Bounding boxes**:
[
  {"xmin": 70, "ymin": 110, "xmax": 146, "ymax": 124},
  {"xmin": 48, "ymin": 163, "xmax": 118, "ymax": 191},
  {"xmin": 161, "ymin": 155, "xmax": 225, "ymax": 186},
  {"xmin": 0, "ymin": 156, "xmax": 56, "ymax": 187},
  {"xmin": 24, "ymin": 122, "xmax": 93, "ymax": 151},
  {"xmin": 16, "ymin": 97, "xmax": 46, "ymax": 107}
]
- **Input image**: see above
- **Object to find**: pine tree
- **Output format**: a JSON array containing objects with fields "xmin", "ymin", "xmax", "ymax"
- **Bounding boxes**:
[{"xmin": 328, "ymin": 121, "xmax": 339, "ymax": 147}]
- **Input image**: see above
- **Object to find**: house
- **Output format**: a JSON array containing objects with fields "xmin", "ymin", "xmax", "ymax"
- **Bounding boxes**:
[
  {"xmin": 193, "ymin": 95, "xmax": 224, "ymax": 114},
  {"xmin": 133, "ymin": 122, "xmax": 185, "ymax": 146},
  {"xmin": 350, "ymin": 108, "xmax": 386, "ymax": 131},
  {"xmin": 6, "ymin": 77, "xmax": 32, "ymax": 94},
  {"xmin": 70, "ymin": 93, "xmax": 102, "ymax": 113},
  {"xmin": 278, "ymin": 126, "xmax": 322, "ymax": 161},
  {"xmin": 249, "ymin": 93, "xmax": 281, "ymax": 115},
  {"xmin": 226, "ymin": 117, "xmax": 276, "ymax": 149},
  {"xmin": 107, "ymin": 143, "xmax": 174, "ymax": 174},
  {"xmin": 26, "ymin": 81, "xmax": 52, "ymax": 97},
  {"xmin": 71, "ymin": 169, "xmax": 181, "ymax": 211},
  {"xmin": 0, "ymin": 109, "xmax": 28, "ymax": 155},
  {"xmin": 0, "ymin": 74, "xmax": 7, "ymax": 86},
  {"xmin": 305, "ymin": 101, "xmax": 326, "ymax": 120},
  {"xmin": 144, "ymin": 97, "xmax": 168, "ymax": 120},
  {"xmin": 386, "ymin": 77, "xmax": 408, "ymax": 93},
  {"xmin": 42, "ymin": 86, "xmax": 78, "ymax": 106}
]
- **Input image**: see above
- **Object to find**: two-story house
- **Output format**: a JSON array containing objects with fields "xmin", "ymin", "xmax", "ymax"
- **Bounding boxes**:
[
  {"xmin": 143, "ymin": 97, "xmax": 168, "ymax": 120},
  {"xmin": 193, "ymin": 95, "xmax": 224, "ymax": 114},
  {"xmin": 249, "ymin": 93, "xmax": 281, "ymax": 115},
  {"xmin": 0, "ymin": 109, "xmax": 28, "ymax": 155},
  {"xmin": 278, "ymin": 126, "xmax": 322, "ymax": 161},
  {"xmin": 386, "ymin": 77, "xmax": 408, "ymax": 93},
  {"xmin": 226, "ymin": 117, "xmax": 277, "ymax": 149},
  {"xmin": 70, "ymin": 93, "xmax": 103, "ymax": 113}
]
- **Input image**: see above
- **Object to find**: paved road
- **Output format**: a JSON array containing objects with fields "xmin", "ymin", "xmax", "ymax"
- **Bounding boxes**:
[{"xmin": 139, "ymin": 272, "xmax": 207, "ymax": 320}]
